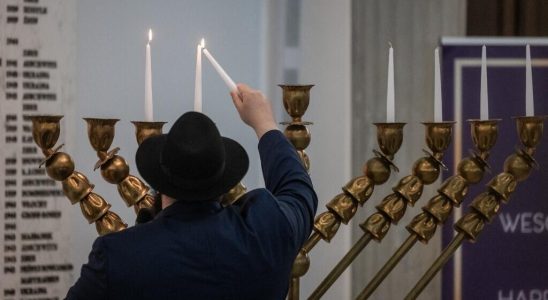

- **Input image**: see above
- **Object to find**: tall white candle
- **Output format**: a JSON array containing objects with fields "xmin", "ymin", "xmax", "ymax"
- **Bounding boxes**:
[
  {"xmin": 145, "ymin": 29, "xmax": 153, "ymax": 121},
  {"xmin": 434, "ymin": 47, "xmax": 442, "ymax": 122},
  {"xmin": 525, "ymin": 44, "xmax": 534, "ymax": 116},
  {"xmin": 480, "ymin": 45, "xmax": 488, "ymax": 120},
  {"xmin": 386, "ymin": 44, "xmax": 395, "ymax": 123},
  {"xmin": 202, "ymin": 46, "xmax": 237, "ymax": 92},
  {"xmin": 194, "ymin": 38, "xmax": 204, "ymax": 112}
]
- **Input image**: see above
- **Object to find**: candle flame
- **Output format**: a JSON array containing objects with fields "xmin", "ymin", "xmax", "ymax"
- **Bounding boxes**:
[
  {"xmin": 388, "ymin": 41, "xmax": 393, "ymax": 48},
  {"xmin": 200, "ymin": 38, "xmax": 205, "ymax": 48},
  {"xmin": 148, "ymin": 29, "xmax": 153, "ymax": 43}
]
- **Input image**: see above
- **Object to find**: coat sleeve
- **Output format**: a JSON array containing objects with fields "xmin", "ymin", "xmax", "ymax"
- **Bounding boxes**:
[
  {"xmin": 65, "ymin": 237, "xmax": 108, "ymax": 299},
  {"xmin": 258, "ymin": 129, "xmax": 318, "ymax": 246}
]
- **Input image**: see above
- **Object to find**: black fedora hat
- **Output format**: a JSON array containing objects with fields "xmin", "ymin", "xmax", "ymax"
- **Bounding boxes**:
[{"xmin": 136, "ymin": 112, "xmax": 249, "ymax": 201}]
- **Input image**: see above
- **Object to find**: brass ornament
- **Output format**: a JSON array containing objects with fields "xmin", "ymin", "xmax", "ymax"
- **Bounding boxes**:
[
  {"xmin": 393, "ymin": 175, "xmax": 424, "ymax": 206},
  {"xmin": 30, "ymin": 115, "xmax": 127, "ymax": 236},
  {"xmin": 284, "ymin": 124, "xmax": 311, "ymax": 150},
  {"xmin": 291, "ymin": 249, "xmax": 310, "ymax": 277},
  {"xmin": 131, "ymin": 121, "xmax": 167, "ymax": 145},
  {"xmin": 221, "ymin": 182, "xmax": 248, "ymax": 207},
  {"xmin": 326, "ymin": 193, "xmax": 358, "ymax": 224},
  {"xmin": 406, "ymin": 213, "xmax": 437, "ymax": 243},
  {"xmin": 360, "ymin": 213, "xmax": 391, "ymax": 241},
  {"xmin": 375, "ymin": 194, "xmax": 407, "ymax": 223},
  {"xmin": 313, "ymin": 211, "xmax": 341, "ymax": 242},
  {"xmin": 342, "ymin": 175, "xmax": 374, "ymax": 205},
  {"xmin": 422, "ymin": 194, "xmax": 453, "ymax": 223},
  {"xmin": 437, "ymin": 175, "xmax": 468, "ymax": 206},
  {"xmin": 363, "ymin": 157, "xmax": 391, "ymax": 184},
  {"xmin": 279, "ymin": 84, "xmax": 314, "ymax": 123}
]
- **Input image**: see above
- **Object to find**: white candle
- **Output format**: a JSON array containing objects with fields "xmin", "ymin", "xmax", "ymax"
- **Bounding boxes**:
[
  {"xmin": 202, "ymin": 46, "xmax": 237, "ymax": 92},
  {"xmin": 194, "ymin": 38, "xmax": 204, "ymax": 112},
  {"xmin": 145, "ymin": 29, "xmax": 153, "ymax": 121},
  {"xmin": 480, "ymin": 45, "xmax": 488, "ymax": 120},
  {"xmin": 525, "ymin": 44, "xmax": 534, "ymax": 116},
  {"xmin": 434, "ymin": 47, "xmax": 442, "ymax": 122},
  {"xmin": 386, "ymin": 44, "xmax": 395, "ymax": 123}
]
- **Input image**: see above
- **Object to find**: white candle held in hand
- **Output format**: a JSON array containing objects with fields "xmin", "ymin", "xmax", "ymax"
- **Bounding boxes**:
[
  {"xmin": 480, "ymin": 45, "xmax": 488, "ymax": 120},
  {"xmin": 526, "ymin": 44, "xmax": 534, "ymax": 116},
  {"xmin": 386, "ymin": 44, "xmax": 395, "ymax": 123},
  {"xmin": 145, "ymin": 29, "xmax": 153, "ymax": 121},
  {"xmin": 202, "ymin": 44, "xmax": 237, "ymax": 92},
  {"xmin": 434, "ymin": 47, "xmax": 442, "ymax": 122},
  {"xmin": 194, "ymin": 38, "xmax": 204, "ymax": 112}
]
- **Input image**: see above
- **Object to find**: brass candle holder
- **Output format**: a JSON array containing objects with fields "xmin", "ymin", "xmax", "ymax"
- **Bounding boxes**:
[
  {"xmin": 405, "ymin": 116, "xmax": 546, "ymax": 300},
  {"xmin": 356, "ymin": 119, "xmax": 499, "ymax": 299},
  {"xmin": 84, "ymin": 118, "xmax": 156, "ymax": 214},
  {"xmin": 280, "ymin": 84, "xmax": 313, "ymax": 300},
  {"xmin": 30, "ymin": 115, "xmax": 127, "ymax": 235},
  {"xmin": 308, "ymin": 122, "xmax": 454, "ymax": 299}
]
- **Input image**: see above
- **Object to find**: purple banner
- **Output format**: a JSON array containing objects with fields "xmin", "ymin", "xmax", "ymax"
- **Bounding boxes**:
[{"xmin": 441, "ymin": 39, "xmax": 548, "ymax": 300}]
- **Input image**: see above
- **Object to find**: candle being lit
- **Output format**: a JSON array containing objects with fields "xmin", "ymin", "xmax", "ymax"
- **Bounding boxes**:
[
  {"xmin": 480, "ymin": 45, "xmax": 488, "ymax": 120},
  {"xmin": 386, "ymin": 43, "xmax": 395, "ymax": 123},
  {"xmin": 202, "ymin": 43, "xmax": 237, "ymax": 92},
  {"xmin": 194, "ymin": 38, "xmax": 205, "ymax": 112},
  {"xmin": 145, "ymin": 29, "xmax": 153, "ymax": 121},
  {"xmin": 525, "ymin": 44, "xmax": 534, "ymax": 116},
  {"xmin": 434, "ymin": 47, "xmax": 442, "ymax": 122}
]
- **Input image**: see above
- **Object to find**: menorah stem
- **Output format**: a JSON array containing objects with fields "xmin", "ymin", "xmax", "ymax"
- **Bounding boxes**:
[
  {"xmin": 289, "ymin": 277, "xmax": 300, "ymax": 300},
  {"xmin": 404, "ymin": 232, "xmax": 466, "ymax": 300},
  {"xmin": 302, "ymin": 232, "xmax": 322, "ymax": 253},
  {"xmin": 308, "ymin": 234, "xmax": 373, "ymax": 300},
  {"xmin": 356, "ymin": 234, "xmax": 419, "ymax": 300}
]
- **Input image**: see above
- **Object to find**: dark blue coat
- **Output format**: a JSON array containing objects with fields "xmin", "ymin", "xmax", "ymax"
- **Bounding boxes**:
[{"xmin": 66, "ymin": 130, "xmax": 318, "ymax": 300}]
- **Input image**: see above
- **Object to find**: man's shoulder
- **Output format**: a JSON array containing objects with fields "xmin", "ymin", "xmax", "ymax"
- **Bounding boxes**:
[{"xmin": 98, "ymin": 218, "xmax": 164, "ymax": 248}]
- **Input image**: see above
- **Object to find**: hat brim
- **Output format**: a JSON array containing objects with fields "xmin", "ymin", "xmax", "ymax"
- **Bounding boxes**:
[{"xmin": 136, "ymin": 134, "xmax": 249, "ymax": 201}]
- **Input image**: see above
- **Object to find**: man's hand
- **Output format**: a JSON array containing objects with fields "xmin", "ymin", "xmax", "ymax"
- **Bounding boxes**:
[{"xmin": 230, "ymin": 83, "xmax": 279, "ymax": 139}]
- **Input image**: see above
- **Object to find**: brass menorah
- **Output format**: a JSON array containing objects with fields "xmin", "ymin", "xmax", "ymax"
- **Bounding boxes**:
[{"xmin": 30, "ymin": 86, "xmax": 545, "ymax": 300}]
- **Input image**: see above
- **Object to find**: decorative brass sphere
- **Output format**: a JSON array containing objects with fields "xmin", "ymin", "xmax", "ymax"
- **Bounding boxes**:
[
  {"xmin": 457, "ymin": 157, "xmax": 484, "ymax": 184},
  {"xmin": 412, "ymin": 157, "xmax": 440, "ymax": 185},
  {"xmin": 363, "ymin": 157, "xmax": 391, "ymax": 184},
  {"xmin": 100, "ymin": 155, "xmax": 130, "ymax": 184},
  {"xmin": 45, "ymin": 152, "xmax": 75, "ymax": 181},
  {"xmin": 284, "ymin": 124, "xmax": 311, "ymax": 150},
  {"xmin": 503, "ymin": 153, "xmax": 533, "ymax": 182},
  {"xmin": 291, "ymin": 249, "xmax": 310, "ymax": 277}
]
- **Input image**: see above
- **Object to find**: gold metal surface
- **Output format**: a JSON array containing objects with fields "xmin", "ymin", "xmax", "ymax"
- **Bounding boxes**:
[
  {"xmin": 95, "ymin": 211, "xmax": 128, "ymax": 236},
  {"xmin": 360, "ymin": 213, "xmax": 391, "ymax": 241},
  {"xmin": 374, "ymin": 122, "xmax": 406, "ymax": 159},
  {"xmin": 405, "ymin": 116, "xmax": 545, "ymax": 299},
  {"xmin": 279, "ymin": 84, "xmax": 314, "ymax": 123},
  {"xmin": 134, "ymin": 193, "xmax": 155, "ymax": 214},
  {"xmin": 131, "ymin": 121, "xmax": 167, "ymax": 145},
  {"xmin": 393, "ymin": 175, "xmax": 424, "ymax": 205},
  {"xmin": 62, "ymin": 172, "xmax": 94, "ymax": 204},
  {"xmin": 342, "ymin": 176, "xmax": 374, "ymax": 205},
  {"xmin": 284, "ymin": 124, "xmax": 311, "ymax": 150},
  {"xmin": 221, "ymin": 182, "xmax": 248, "ymax": 206},
  {"xmin": 45, "ymin": 152, "xmax": 75, "ymax": 181},
  {"xmin": 421, "ymin": 194, "xmax": 454, "ymax": 224},
  {"xmin": 31, "ymin": 115, "xmax": 127, "ymax": 236},
  {"xmin": 100, "ymin": 155, "xmax": 130, "ymax": 184},
  {"xmin": 437, "ymin": 175, "xmax": 468, "ymax": 206},
  {"xmin": 363, "ymin": 157, "xmax": 391, "ymax": 184},
  {"xmin": 291, "ymin": 249, "xmax": 310, "ymax": 277},
  {"xmin": 412, "ymin": 156, "xmax": 440, "ymax": 185},
  {"xmin": 470, "ymin": 119, "xmax": 500, "ymax": 157},
  {"xmin": 375, "ymin": 193, "xmax": 407, "ymax": 223},
  {"xmin": 80, "ymin": 192, "xmax": 111, "ymax": 223},
  {"xmin": 325, "ymin": 193, "xmax": 358, "ymax": 224},
  {"xmin": 297, "ymin": 150, "xmax": 311, "ymax": 171},
  {"xmin": 312, "ymin": 211, "xmax": 341, "ymax": 242},
  {"xmin": 83, "ymin": 118, "xmax": 119, "ymax": 152},
  {"xmin": 30, "ymin": 115, "xmax": 63, "ymax": 153},
  {"xmin": 117, "ymin": 175, "xmax": 150, "ymax": 207},
  {"xmin": 423, "ymin": 122, "xmax": 454, "ymax": 156}
]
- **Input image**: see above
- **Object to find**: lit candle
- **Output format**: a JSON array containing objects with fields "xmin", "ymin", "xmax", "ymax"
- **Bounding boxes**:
[
  {"xmin": 202, "ymin": 44, "xmax": 237, "ymax": 92},
  {"xmin": 434, "ymin": 47, "xmax": 442, "ymax": 122},
  {"xmin": 194, "ymin": 38, "xmax": 204, "ymax": 112},
  {"xmin": 480, "ymin": 45, "xmax": 488, "ymax": 120},
  {"xmin": 386, "ymin": 44, "xmax": 395, "ymax": 123},
  {"xmin": 145, "ymin": 29, "xmax": 153, "ymax": 121},
  {"xmin": 525, "ymin": 44, "xmax": 534, "ymax": 116}
]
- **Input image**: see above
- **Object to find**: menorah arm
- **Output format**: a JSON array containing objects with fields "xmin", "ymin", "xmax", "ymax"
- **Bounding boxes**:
[
  {"xmin": 30, "ymin": 115, "xmax": 127, "ymax": 236},
  {"xmin": 356, "ymin": 120, "xmax": 499, "ymax": 299},
  {"xmin": 404, "ymin": 116, "xmax": 546, "ymax": 300}
]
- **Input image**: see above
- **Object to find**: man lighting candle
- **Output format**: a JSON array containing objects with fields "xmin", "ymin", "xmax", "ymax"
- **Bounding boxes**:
[
  {"xmin": 66, "ymin": 84, "xmax": 318, "ymax": 300},
  {"xmin": 202, "ymin": 41, "xmax": 238, "ymax": 92}
]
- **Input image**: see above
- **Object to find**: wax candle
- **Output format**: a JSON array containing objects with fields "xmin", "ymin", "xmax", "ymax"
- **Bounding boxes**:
[
  {"xmin": 525, "ymin": 44, "xmax": 534, "ymax": 116},
  {"xmin": 386, "ymin": 44, "xmax": 395, "ymax": 123},
  {"xmin": 194, "ymin": 38, "xmax": 204, "ymax": 112},
  {"xmin": 434, "ymin": 47, "xmax": 442, "ymax": 122},
  {"xmin": 202, "ymin": 45, "xmax": 237, "ymax": 92},
  {"xmin": 145, "ymin": 29, "xmax": 153, "ymax": 121},
  {"xmin": 480, "ymin": 45, "xmax": 488, "ymax": 120}
]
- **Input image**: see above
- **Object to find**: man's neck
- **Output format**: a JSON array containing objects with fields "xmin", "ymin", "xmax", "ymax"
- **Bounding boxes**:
[{"xmin": 161, "ymin": 194, "xmax": 176, "ymax": 209}]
